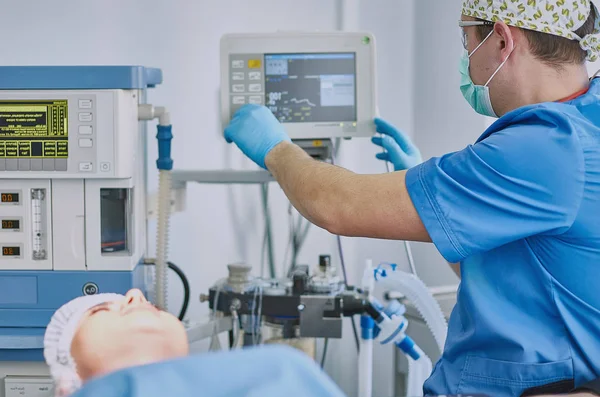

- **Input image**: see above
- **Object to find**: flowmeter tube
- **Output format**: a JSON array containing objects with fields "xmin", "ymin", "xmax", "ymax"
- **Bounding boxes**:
[{"xmin": 30, "ymin": 188, "xmax": 47, "ymax": 260}]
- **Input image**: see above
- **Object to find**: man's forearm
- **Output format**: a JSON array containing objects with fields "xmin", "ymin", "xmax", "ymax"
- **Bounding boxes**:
[
  {"xmin": 265, "ymin": 141, "xmax": 350, "ymax": 232},
  {"xmin": 264, "ymin": 141, "xmax": 431, "ymax": 242}
]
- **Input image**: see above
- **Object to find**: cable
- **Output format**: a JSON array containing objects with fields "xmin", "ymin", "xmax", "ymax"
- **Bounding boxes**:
[
  {"xmin": 260, "ymin": 183, "xmax": 276, "ymax": 278},
  {"xmin": 282, "ymin": 203, "xmax": 294, "ymax": 276},
  {"xmin": 337, "ymin": 235, "xmax": 360, "ymax": 352},
  {"xmin": 210, "ymin": 282, "xmax": 223, "ymax": 351},
  {"xmin": 336, "ymin": 235, "xmax": 351, "ymax": 287},
  {"xmin": 330, "ymin": 142, "xmax": 360, "ymax": 353},
  {"xmin": 228, "ymin": 329, "xmax": 235, "ymax": 348},
  {"xmin": 231, "ymin": 309, "xmax": 242, "ymax": 349},
  {"xmin": 321, "ymin": 338, "xmax": 329, "ymax": 368},
  {"xmin": 260, "ymin": 225, "xmax": 268, "ymax": 278},
  {"xmin": 143, "ymin": 260, "xmax": 190, "ymax": 321},
  {"xmin": 166, "ymin": 262, "xmax": 190, "ymax": 321},
  {"xmin": 404, "ymin": 240, "xmax": 418, "ymax": 277}
]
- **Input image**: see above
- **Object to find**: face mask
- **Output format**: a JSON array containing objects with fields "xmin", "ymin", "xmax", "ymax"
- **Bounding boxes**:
[{"xmin": 459, "ymin": 30, "xmax": 512, "ymax": 118}]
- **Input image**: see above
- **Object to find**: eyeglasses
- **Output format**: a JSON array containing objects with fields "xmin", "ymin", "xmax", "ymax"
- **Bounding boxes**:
[{"xmin": 459, "ymin": 20, "xmax": 495, "ymax": 50}]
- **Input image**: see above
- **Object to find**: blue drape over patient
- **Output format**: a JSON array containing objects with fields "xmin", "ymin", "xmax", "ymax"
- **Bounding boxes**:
[{"xmin": 71, "ymin": 345, "xmax": 347, "ymax": 397}]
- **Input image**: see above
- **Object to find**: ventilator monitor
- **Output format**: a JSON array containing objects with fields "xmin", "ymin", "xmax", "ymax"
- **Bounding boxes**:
[{"xmin": 220, "ymin": 32, "xmax": 377, "ymax": 140}]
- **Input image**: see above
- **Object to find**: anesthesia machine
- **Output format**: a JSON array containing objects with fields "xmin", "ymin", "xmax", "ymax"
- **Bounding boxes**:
[{"xmin": 0, "ymin": 66, "xmax": 173, "ymax": 396}]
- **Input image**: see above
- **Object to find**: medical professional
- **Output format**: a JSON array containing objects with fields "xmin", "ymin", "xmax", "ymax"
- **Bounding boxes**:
[{"xmin": 225, "ymin": 1, "xmax": 600, "ymax": 396}]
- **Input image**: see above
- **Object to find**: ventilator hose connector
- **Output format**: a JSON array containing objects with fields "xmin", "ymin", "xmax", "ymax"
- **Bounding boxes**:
[
  {"xmin": 373, "ymin": 264, "xmax": 447, "ymax": 352},
  {"xmin": 155, "ymin": 122, "xmax": 173, "ymax": 311}
]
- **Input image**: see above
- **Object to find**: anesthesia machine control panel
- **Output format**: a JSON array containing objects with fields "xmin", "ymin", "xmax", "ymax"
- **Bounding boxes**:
[{"xmin": 220, "ymin": 32, "xmax": 378, "ymax": 141}]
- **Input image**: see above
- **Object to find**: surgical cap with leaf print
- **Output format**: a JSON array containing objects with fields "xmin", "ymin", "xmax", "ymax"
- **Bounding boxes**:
[{"xmin": 462, "ymin": 0, "xmax": 600, "ymax": 61}]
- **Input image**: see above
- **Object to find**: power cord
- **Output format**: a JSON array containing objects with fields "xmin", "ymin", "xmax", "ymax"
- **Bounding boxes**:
[
  {"xmin": 143, "ymin": 260, "xmax": 190, "ymax": 321},
  {"xmin": 321, "ymin": 338, "xmax": 329, "ymax": 368}
]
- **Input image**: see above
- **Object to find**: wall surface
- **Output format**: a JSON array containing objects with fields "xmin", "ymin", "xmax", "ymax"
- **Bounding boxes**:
[{"xmin": 2, "ymin": 1, "xmax": 598, "ymax": 396}]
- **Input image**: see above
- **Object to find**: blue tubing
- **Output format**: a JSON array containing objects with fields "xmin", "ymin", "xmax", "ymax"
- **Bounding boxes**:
[{"xmin": 156, "ymin": 124, "xmax": 173, "ymax": 170}]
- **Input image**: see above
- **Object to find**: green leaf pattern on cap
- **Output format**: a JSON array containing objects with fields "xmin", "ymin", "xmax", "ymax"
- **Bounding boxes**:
[{"xmin": 462, "ymin": 0, "xmax": 600, "ymax": 61}]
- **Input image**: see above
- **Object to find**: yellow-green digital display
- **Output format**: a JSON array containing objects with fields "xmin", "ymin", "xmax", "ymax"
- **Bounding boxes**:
[{"xmin": 0, "ymin": 100, "xmax": 68, "ymax": 158}]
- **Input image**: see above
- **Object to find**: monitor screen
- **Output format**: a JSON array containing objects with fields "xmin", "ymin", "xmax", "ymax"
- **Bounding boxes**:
[
  {"xmin": 264, "ymin": 53, "xmax": 356, "ymax": 123},
  {"xmin": 0, "ymin": 100, "xmax": 68, "ymax": 159}
]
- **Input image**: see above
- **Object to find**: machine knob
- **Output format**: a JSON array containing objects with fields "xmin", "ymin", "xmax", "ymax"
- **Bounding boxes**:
[
  {"xmin": 82, "ymin": 282, "xmax": 98, "ymax": 296},
  {"xmin": 292, "ymin": 270, "xmax": 309, "ymax": 295}
]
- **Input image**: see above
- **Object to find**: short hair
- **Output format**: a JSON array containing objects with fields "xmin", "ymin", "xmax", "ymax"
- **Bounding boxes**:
[{"xmin": 475, "ymin": 5, "xmax": 597, "ymax": 67}]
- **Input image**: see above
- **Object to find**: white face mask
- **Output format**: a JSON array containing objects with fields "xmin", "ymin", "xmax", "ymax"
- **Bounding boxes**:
[{"xmin": 459, "ymin": 30, "xmax": 513, "ymax": 118}]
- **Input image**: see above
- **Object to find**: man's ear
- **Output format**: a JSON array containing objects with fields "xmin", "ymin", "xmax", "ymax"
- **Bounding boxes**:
[{"xmin": 494, "ymin": 21, "xmax": 516, "ymax": 60}]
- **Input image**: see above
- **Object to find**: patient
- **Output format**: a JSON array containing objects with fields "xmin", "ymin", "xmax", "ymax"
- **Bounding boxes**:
[
  {"xmin": 46, "ymin": 291, "xmax": 598, "ymax": 397},
  {"xmin": 44, "ymin": 289, "xmax": 347, "ymax": 397},
  {"xmin": 44, "ymin": 289, "xmax": 189, "ymax": 396}
]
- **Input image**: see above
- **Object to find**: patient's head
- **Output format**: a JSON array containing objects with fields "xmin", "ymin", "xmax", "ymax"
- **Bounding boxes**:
[
  {"xmin": 44, "ymin": 289, "xmax": 188, "ymax": 396},
  {"xmin": 71, "ymin": 289, "xmax": 188, "ymax": 379}
]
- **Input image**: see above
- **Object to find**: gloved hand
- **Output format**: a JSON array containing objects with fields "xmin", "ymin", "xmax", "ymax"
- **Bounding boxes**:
[
  {"xmin": 224, "ymin": 104, "xmax": 291, "ymax": 169},
  {"xmin": 371, "ymin": 118, "xmax": 422, "ymax": 171}
]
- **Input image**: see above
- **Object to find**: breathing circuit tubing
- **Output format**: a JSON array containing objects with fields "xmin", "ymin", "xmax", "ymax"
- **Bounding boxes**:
[
  {"xmin": 139, "ymin": 104, "xmax": 173, "ymax": 312},
  {"xmin": 359, "ymin": 263, "xmax": 448, "ymax": 397},
  {"xmin": 371, "ymin": 263, "xmax": 447, "ymax": 351}
]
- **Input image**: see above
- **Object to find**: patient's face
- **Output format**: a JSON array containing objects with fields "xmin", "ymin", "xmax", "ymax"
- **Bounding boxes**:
[{"xmin": 70, "ymin": 289, "xmax": 189, "ymax": 381}]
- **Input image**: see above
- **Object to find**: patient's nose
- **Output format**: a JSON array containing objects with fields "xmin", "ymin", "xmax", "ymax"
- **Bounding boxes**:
[{"xmin": 124, "ymin": 289, "xmax": 147, "ymax": 305}]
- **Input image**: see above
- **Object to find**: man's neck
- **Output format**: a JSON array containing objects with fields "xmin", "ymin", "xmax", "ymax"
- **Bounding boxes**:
[{"xmin": 497, "ymin": 62, "xmax": 590, "ymax": 116}]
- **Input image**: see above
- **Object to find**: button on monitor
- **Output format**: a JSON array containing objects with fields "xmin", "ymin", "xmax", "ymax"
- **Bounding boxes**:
[
  {"xmin": 79, "ymin": 126, "xmax": 93, "ymax": 135},
  {"xmin": 78, "ymin": 113, "xmax": 93, "ymax": 122},
  {"xmin": 249, "ymin": 96, "xmax": 263, "ymax": 105},
  {"xmin": 78, "ymin": 139, "xmax": 93, "ymax": 148},
  {"xmin": 78, "ymin": 100, "xmax": 92, "ymax": 109},
  {"xmin": 248, "ymin": 59, "xmax": 261, "ymax": 68},
  {"xmin": 248, "ymin": 84, "xmax": 262, "ymax": 93},
  {"xmin": 79, "ymin": 162, "xmax": 93, "ymax": 172}
]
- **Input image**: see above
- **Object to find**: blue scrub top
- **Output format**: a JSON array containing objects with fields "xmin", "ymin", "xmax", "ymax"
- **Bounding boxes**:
[{"xmin": 406, "ymin": 78, "xmax": 600, "ymax": 397}]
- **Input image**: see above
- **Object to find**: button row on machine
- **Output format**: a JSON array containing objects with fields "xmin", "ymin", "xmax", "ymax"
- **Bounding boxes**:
[
  {"xmin": 232, "ymin": 84, "xmax": 262, "ymax": 93},
  {"xmin": 232, "ymin": 71, "xmax": 262, "ymax": 81},
  {"xmin": 0, "ymin": 158, "xmax": 67, "ymax": 171},
  {"xmin": 232, "ymin": 96, "xmax": 263, "ymax": 105},
  {"xmin": 78, "ymin": 162, "xmax": 110, "ymax": 172}
]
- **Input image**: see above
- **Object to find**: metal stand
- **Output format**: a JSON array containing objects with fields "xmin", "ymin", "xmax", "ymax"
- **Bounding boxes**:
[
  {"xmin": 185, "ymin": 317, "xmax": 234, "ymax": 344},
  {"xmin": 172, "ymin": 170, "xmax": 274, "ymax": 188}
]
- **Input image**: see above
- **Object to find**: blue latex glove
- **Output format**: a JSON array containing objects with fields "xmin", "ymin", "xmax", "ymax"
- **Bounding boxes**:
[
  {"xmin": 224, "ymin": 104, "xmax": 291, "ymax": 169},
  {"xmin": 371, "ymin": 118, "xmax": 422, "ymax": 171}
]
